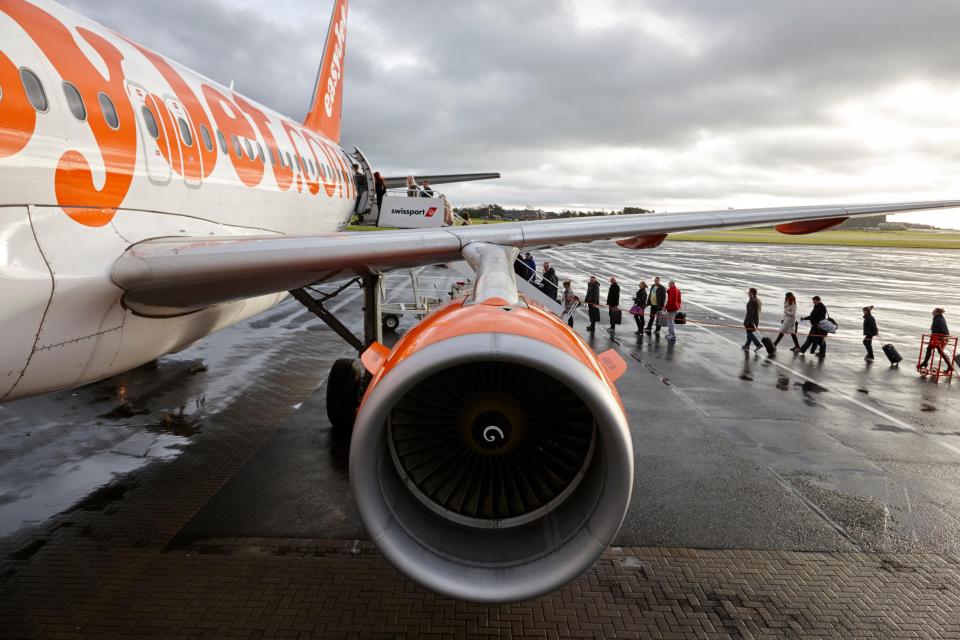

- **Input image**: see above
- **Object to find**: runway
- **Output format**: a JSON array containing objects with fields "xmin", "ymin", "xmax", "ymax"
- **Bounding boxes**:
[{"xmin": 1, "ymin": 241, "xmax": 959, "ymax": 637}]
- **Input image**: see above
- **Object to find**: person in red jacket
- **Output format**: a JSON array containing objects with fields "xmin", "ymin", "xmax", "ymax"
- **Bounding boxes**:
[{"xmin": 664, "ymin": 280, "xmax": 682, "ymax": 341}]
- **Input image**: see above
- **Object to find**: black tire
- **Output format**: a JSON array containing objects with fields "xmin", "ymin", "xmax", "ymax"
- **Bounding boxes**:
[
  {"xmin": 327, "ymin": 358, "xmax": 364, "ymax": 429},
  {"xmin": 383, "ymin": 314, "xmax": 400, "ymax": 331}
]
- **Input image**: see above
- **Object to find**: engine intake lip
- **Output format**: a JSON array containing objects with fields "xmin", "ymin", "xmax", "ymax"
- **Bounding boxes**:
[{"xmin": 351, "ymin": 332, "xmax": 633, "ymax": 603}]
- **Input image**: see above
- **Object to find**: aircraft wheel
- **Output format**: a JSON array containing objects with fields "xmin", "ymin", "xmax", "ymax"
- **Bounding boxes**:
[
  {"xmin": 327, "ymin": 358, "xmax": 365, "ymax": 429},
  {"xmin": 382, "ymin": 314, "xmax": 400, "ymax": 332}
]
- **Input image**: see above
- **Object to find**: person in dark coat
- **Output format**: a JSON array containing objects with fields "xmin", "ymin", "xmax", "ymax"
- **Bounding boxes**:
[
  {"xmin": 799, "ymin": 296, "xmax": 828, "ymax": 358},
  {"xmin": 862, "ymin": 306, "xmax": 879, "ymax": 361},
  {"xmin": 742, "ymin": 288, "xmax": 763, "ymax": 351},
  {"xmin": 522, "ymin": 252, "xmax": 536, "ymax": 282},
  {"xmin": 632, "ymin": 281, "xmax": 648, "ymax": 333},
  {"xmin": 920, "ymin": 308, "xmax": 953, "ymax": 373},
  {"xmin": 645, "ymin": 277, "xmax": 666, "ymax": 334},
  {"xmin": 541, "ymin": 262, "xmax": 559, "ymax": 301},
  {"xmin": 585, "ymin": 276, "xmax": 601, "ymax": 332},
  {"xmin": 373, "ymin": 171, "xmax": 386, "ymax": 212},
  {"xmin": 607, "ymin": 277, "xmax": 621, "ymax": 333}
]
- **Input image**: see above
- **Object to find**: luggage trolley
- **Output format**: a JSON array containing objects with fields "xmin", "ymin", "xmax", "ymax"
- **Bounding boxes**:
[{"xmin": 917, "ymin": 334, "xmax": 958, "ymax": 382}]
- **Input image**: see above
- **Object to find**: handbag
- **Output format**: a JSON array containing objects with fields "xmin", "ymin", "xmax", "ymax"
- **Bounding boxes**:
[
  {"xmin": 819, "ymin": 318, "xmax": 838, "ymax": 334},
  {"xmin": 629, "ymin": 304, "xmax": 643, "ymax": 315}
]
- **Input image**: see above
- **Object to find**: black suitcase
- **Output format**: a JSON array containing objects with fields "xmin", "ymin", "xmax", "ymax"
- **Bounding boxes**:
[
  {"xmin": 761, "ymin": 336, "xmax": 777, "ymax": 356},
  {"xmin": 881, "ymin": 342, "xmax": 902, "ymax": 365},
  {"xmin": 674, "ymin": 311, "xmax": 687, "ymax": 325}
]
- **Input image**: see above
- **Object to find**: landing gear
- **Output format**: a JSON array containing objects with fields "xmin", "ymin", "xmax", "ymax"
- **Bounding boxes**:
[
  {"xmin": 289, "ymin": 272, "xmax": 384, "ymax": 430},
  {"xmin": 326, "ymin": 358, "xmax": 365, "ymax": 429}
]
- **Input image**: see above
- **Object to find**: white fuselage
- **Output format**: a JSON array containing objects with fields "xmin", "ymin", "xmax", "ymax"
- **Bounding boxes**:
[{"xmin": 0, "ymin": 0, "xmax": 356, "ymax": 401}]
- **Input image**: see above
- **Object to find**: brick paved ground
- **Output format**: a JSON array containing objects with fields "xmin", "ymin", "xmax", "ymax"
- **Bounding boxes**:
[{"xmin": 2, "ymin": 341, "xmax": 960, "ymax": 638}]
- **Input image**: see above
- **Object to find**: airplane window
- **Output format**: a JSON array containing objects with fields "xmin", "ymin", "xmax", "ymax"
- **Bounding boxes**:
[
  {"xmin": 176, "ymin": 117, "xmax": 193, "ymax": 146},
  {"xmin": 19, "ymin": 68, "xmax": 48, "ymax": 112},
  {"xmin": 99, "ymin": 92, "xmax": 119, "ymax": 129},
  {"xmin": 269, "ymin": 147, "xmax": 277, "ymax": 165},
  {"xmin": 295, "ymin": 156, "xmax": 303, "ymax": 173},
  {"xmin": 199, "ymin": 124, "xmax": 213, "ymax": 152},
  {"xmin": 285, "ymin": 151, "xmax": 293, "ymax": 169},
  {"xmin": 62, "ymin": 82, "xmax": 86, "ymax": 121},
  {"xmin": 243, "ymin": 138, "xmax": 254, "ymax": 160},
  {"xmin": 256, "ymin": 142, "xmax": 264, "ymax": 163},
  {"xmin": 140, "ymin": 105, "xmax": 159, "ymax": 139},
  {"xmin": 231, "ymin": 134, "xmax": 242, "ymax": 159},
  {"xmin": 216, "ymin": 129, "xmax": 227, "ymax": 154},
  {"xmin": 308, "ymin": 159, "xmax": 315, "ymax": 175}
]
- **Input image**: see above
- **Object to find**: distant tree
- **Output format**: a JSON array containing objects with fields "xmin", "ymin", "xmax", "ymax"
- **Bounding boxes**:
[{"xmin": 623, "ymin": 206, "xmax": 654, "ymax": 216}]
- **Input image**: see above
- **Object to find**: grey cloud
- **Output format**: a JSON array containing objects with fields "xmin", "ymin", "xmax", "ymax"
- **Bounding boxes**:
[{"xmin": 57, "ymin": 0, "xmax": 960, "ymax": 221}]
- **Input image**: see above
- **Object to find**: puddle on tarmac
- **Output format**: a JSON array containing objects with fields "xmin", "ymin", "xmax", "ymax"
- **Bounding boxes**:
[
  {"xmin": 874, "ymin": 424, "xmax": 912, "ymax": 434},
  {"xmin": 796, "ymin": 381, "xmax": 828, "ymax": 394}
]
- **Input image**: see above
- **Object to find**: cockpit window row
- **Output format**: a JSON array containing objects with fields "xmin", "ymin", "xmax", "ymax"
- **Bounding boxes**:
[{"xmin": 19, "ymin": 70, "xmax": 347, "ymax": 183}]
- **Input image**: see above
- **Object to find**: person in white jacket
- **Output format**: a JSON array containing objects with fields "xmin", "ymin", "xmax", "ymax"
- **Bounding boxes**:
[{"xmin": 773, "ymin": 292, "xmax": 800, "ymax": 351}]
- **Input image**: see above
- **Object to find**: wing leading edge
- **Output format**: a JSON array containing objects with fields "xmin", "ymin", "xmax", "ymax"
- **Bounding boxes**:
[{"xmin": 113, "ymin": 200, "xmax": 960, "ymax": 316}]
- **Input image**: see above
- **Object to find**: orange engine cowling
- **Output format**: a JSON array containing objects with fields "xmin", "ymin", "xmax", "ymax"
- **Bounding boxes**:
[{"xmin": 350, "ymin": 297, "xmax": 633, "ymax": 603}]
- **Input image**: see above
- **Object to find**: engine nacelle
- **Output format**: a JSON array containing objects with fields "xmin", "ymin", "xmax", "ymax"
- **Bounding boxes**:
[{"xmin": 350, "ymin": 297, "xmax": 633, "ymax": 603}]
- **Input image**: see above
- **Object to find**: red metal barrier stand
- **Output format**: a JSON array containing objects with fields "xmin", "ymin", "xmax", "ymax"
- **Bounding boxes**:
[{"xmin": 917, "ymin": 334, "xmax": 958, "ymax": 382}]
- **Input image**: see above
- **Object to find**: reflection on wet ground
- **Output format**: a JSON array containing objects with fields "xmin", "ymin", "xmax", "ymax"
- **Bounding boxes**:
[
  {"xmin": 1, "ymin": 244, "xmax": 959, "ymax": 556},
  {"xmin": 0, "ymin": 271, "xmax": 444, "ymax": 537}
]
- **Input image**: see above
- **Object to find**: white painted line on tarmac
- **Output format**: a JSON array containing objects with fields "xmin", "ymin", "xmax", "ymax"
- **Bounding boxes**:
[{"xmin": 685, "ymin": 300, "xmax": 960, "ymax": 457}]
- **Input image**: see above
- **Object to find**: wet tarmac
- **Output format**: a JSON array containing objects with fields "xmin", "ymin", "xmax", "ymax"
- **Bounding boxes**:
[{"xmin": 2, "ymin": 242, "xmax": 960, "ymax": 557}]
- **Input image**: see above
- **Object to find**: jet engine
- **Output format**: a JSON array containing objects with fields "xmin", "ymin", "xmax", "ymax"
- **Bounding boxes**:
[{"xmin": 350, "ymin": 291, "xmax": 633, "ymax": 603}]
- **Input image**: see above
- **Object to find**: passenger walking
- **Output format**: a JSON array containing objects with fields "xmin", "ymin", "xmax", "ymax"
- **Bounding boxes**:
[
  {"xmin": 541, "ymin": 262, "xmax": 559, "ymax": 301},
  {"xmin": 631, "ymin": 281, "xmax": 648, "ymax": 333},
  {"xmin": 919, "ymin": 308, "xmax": 953, "ymax": 373},
  {"xmin": 585, "ymin": 276, "xmax": 601, "ymax": 332},
  {"xmin": 562, "ymin": 281, "xmax": 579, "ymax": 328},
  {"xmin": 773, "ymin": 292, "xmax": 800, "ymax": 351},
  {"xmin": 645, "ymin": 277, "xmax": 666, "ymax": 334},
  {"xmin": 664, "ymin": 280, "xmax": 682, "ymax": 341},
  {"xmin": 373, "ymin": 171, "xmax": 386, "ymax": 211},
  {"xmin": 742, "ymin": 288, "xmax": 763, "ymax": 351},
  {"xmin": 862, "ymin": 306, "xmax": 878, "ymax": 361},
  {"xmin": 405, "ymin": 175, "xmax": 421, "ymax": 197},
  {"xmin": 522, "ymin": 252, "xmax": 537, "ymax": 282},
  {"xmin": 607, "ymin": 277, "xmax": 621, "ymax": 334},
  {"xmin": 798, "ymin": 295, "xmax": 829, "ymax": 358}
]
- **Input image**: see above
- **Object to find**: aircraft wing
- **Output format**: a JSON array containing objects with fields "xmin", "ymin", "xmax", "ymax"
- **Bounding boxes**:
[
  {"xmin": 113, "ymin": 199, "xmax": 960, "ymax": 315},
  {"xmin": 382, "ymin": 173, "xmax": 500, "ymax": 189}
]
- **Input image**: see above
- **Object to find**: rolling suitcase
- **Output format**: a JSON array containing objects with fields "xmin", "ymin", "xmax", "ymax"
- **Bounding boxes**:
[
  {"xmin": 761, "ymin": 336, "xmax": 777, "ymax": 356},
  {"xmin": 878, "ymin": 337, "xmax": 902, "ymax": 365}
]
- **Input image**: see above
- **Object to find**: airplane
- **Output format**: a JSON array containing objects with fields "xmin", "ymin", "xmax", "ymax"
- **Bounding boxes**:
[{"xmin": 2, "ymin": 0, "xmax": 958, "ymax": 604}]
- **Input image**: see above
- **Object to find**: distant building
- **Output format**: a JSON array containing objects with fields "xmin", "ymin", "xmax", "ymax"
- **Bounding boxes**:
[{"xmin": 500, "ymin": 209, "xmax": 545, "ymax": 221}]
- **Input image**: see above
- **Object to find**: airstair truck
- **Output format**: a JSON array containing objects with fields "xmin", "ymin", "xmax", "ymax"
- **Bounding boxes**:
[{"xmin": 377, "ymin": 191, "xmax": 453, "ymax": 228}]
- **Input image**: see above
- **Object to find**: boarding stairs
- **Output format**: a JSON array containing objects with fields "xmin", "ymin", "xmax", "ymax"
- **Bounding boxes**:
[{"xmin": 447, "ymin": 260, "xmax": 564, "ymax": 317}]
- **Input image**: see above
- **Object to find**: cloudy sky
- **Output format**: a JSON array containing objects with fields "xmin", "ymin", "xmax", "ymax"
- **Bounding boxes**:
[{"xmin": 64, "ymin": 0, "xmax": 960, "ymax": 228}]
